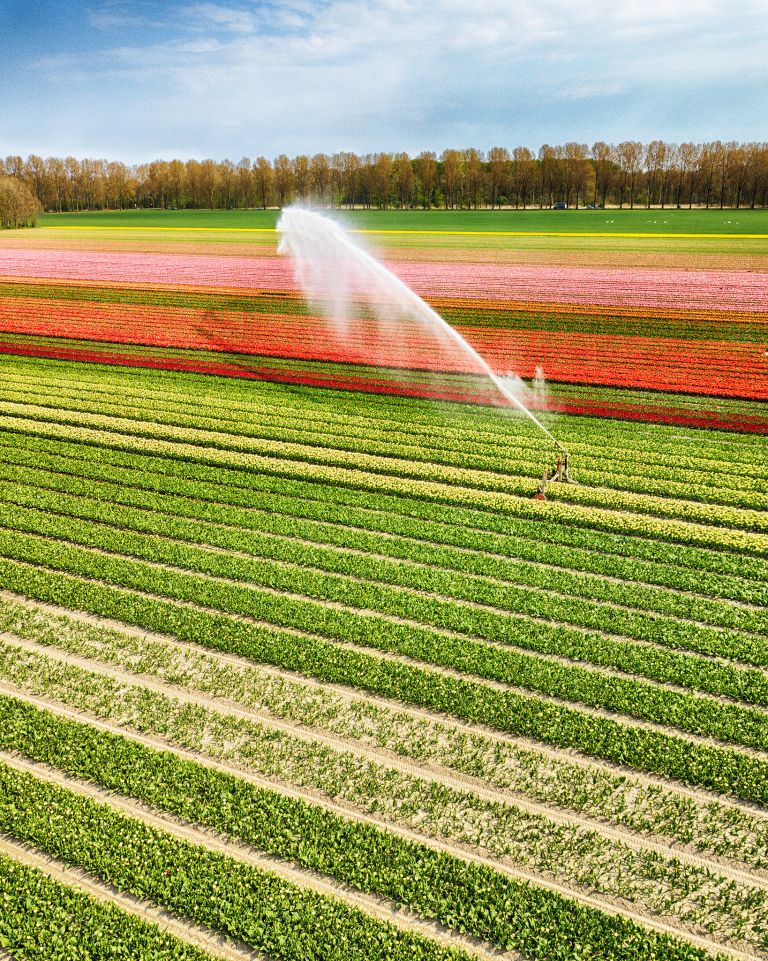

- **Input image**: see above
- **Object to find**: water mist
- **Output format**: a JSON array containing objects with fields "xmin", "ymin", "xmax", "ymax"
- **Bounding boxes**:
[{"xmin": 277, "ymin": 207, "xmax": 562, "ymax": 450}]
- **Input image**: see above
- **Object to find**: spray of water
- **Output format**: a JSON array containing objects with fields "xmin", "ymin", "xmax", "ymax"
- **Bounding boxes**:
[{"xmin": 277, "ymin": 207, "xmax": 560, "ymax": 449}]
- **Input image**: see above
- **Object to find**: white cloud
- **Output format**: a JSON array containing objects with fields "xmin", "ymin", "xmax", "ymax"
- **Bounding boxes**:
[
  {"xmin": 185, "ymin": 3, "xmax": 258, "ymax": 33},
  {"xmin": 9, "ymin": 0, "xmax": 768, "ymax": 159}
]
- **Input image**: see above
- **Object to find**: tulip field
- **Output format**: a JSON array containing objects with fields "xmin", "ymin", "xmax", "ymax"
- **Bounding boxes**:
[{"xmin": 0, "ymin": 210, "xmax": 767, "ymax": 961}]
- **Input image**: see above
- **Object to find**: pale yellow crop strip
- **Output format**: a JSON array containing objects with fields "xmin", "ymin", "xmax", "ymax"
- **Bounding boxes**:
[{"xmin": 40, "ymin": 226, "xmax": 768, "ymax": 239}]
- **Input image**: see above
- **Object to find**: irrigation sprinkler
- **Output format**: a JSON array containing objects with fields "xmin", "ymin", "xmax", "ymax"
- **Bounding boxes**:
[{"xmin": 532, "ymin": 441, "xmax": 576, "ymax": 501}]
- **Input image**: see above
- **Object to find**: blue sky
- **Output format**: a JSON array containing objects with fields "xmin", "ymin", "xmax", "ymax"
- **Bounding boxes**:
[{"xmin": 1, "ymin": 0, "xmax": 767, "ymax": 162}]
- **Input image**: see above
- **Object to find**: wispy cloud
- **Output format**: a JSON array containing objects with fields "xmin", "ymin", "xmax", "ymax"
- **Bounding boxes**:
[{"xmin": 3, "ymin": 0, "xmax": 767, "ymax": 160}]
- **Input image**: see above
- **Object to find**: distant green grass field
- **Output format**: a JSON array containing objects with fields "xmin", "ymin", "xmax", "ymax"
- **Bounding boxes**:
[{"xmin": 39, "ymin": 207, "xmax": 768, "ymax": 234}]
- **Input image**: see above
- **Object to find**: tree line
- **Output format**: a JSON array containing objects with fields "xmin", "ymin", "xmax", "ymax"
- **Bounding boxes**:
[{"xmin": 3, "ymin": 141, "xmax": 768, "ymax": 212}]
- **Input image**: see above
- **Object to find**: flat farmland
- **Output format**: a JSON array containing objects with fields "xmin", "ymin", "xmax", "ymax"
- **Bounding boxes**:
[{"xmin": 0, "ymin": 210, "xmax": 767, "ymax": 961}]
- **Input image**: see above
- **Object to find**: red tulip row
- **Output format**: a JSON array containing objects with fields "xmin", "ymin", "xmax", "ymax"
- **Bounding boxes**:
[
  {"xmin": 1, "ymin": 295, "xmax": 764, "ymax": 400},
  {"xmin": 2, "ymin": 337, "xmax": 766, "ymax": 436}
]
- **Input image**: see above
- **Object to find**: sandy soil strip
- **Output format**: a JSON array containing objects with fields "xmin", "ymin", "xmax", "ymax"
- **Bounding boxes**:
[
  {"xmin": 2, "ymin": 683, "xmax": 766, "ymax": 961},
  {"xmin": 4, "ymin": 627, "xmax": 767, "ymax": 899},
  {"xmin": 5, "ymin": 588, "xmax": 767, "ymax": 820},
  {"xmin": 0, "ymin": 749, "xmax": 512, "ymax": 961},
  {"xmin": 0, "ymin": 835, "xmax": 262, "ymax": 961}
]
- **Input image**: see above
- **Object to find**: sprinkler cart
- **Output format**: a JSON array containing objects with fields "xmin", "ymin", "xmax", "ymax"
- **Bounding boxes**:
[{"xmin": 533, "ymin": 443, "xmax": 576, "ymax": 500}]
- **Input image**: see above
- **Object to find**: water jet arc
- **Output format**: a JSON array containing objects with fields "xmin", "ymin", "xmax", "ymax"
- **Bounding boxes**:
[{"xmin": 277, "ymin": 207, "xmax": 564, "ymax": 452}]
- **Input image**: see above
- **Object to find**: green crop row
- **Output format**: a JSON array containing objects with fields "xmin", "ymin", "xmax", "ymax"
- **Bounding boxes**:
[
  {"xmin": 0, "ymin": 697, "xmax": 725, "ymax": 961},
  {"xmin": 0, "ymin": 852, "xmax": 220, "ymax": 961},
  {"xmin": 0, "ymin": 759, "xmax": 470, "ymax": 961},
  {"xmin": 3, "ymin": 357, "xmax": 765, "ymax": 478},
  {"xmin": 4, "ymin": 590, "xmax": 764, "ymax": 873},
  {"xmin": 1, "ymin": 554, "xmax": 766, "ymax": 803},
  {"xmin": 2, "ymin": 492, "xmax": 768, "ymax": 723},
  {"xmin": 1, "ymin": 395, "xmax": 766, "ymax": 533},
  {"xmin": 2, "ymin": 636, "xmax": 765, "ymax": 947},
  {"xmin": 2, "ymin": 501, "xmax": 768, "ymax": 754},
  {"xmin": 2, "ymin": 468, "xmax": 767, "ymax": 678},
  {"xmin": 3, "ymin": 485, "xmax": 768, "ymax": 749},
  {"xmin": 0, "ymin": 376, "xmax": 763, "ymax": 510},
  {"xmin": 1, "ymin": 456, "xmax": 765, "ymax": 641},
  {"xmin": 1, "ymin": 413, "xmax": 765, "ymax": 562},
  {"xmin": 2, "ymin": 429, "xmax": 766, "ymax": 602}
]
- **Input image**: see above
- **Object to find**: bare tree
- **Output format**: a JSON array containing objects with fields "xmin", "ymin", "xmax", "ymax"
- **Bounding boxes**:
[
  {"xmin": 309, "ymin": 154, "xmax": 331, "ymax": 206},
  {"xmin": 615, "ymin": 141, "xmax": 643, "ymax": 208},
  {"xmin": 487, "ymin": 146, "xmax": 510, "ymax": 208},
  {"xmin": 416, "ymin": 151, "xmax": 437, "ymax": 208},
  {"xmin": 273, "ymin": 155, "xmax": 294, "ymax": 207},
  {"xmin": 511, "ymin": 147, "xmax": 535, "ymax": 208},
  {"xmin": 392, "ymin": 153, "xmax": 415, "ymax": 208},
  {"xmin": 463, "ymin": 148, "xmax": 483, "ymax": 209}
]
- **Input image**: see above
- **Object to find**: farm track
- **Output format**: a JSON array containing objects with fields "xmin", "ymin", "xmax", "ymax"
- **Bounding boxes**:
[
  {"xmin": 0, "ymin": 693, "xmax": 761, "ymax": 961},
  {"xmin": 0, "ymin": 834, "xmax": 262, "ymax": 961}
]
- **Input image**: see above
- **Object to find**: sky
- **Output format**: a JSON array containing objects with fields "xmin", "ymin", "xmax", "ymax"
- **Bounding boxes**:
[{"xmin": 1, "ymin": 0, "xmax": 767, "ymax": 162}]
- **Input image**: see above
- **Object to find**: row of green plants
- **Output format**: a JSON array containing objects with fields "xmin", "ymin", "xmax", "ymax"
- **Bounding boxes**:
[
  {"xmin": 1, "ymin": 410, "xmax": 765, "ymax": 560},
  {"xmin": 3, "ymin": 592, "xmax": 763, "ymax": 873},
  {"xmin": 3, "ymin": 428, "xmax": 765, "ymax": 601},
  {"xmin": 0, "ymin": 551, "xmax": 765, "ymax": 804},
  {"xmin": 1, "ymin": 394, "xmax": 766, "ymax": 531},
  {"xmin": 0, "ymin": 758, "xmax": 468, "ymax": 961},
  {"xmin": 2, "ymin": 488, "xmax": 767, "ymax": 750},
  {"xmin": 1, "ymin": 375, "xmax": 763, "ymax": 510},
  {"xmin": 0, "ymin": 698, "xmax": 730, "ymax": 961},
  {"xmin": 2, "ymin": 455, "xmax": 764, "ymax": 639},
  {"xmin": 0, "ymin": 852, "xmax": 217, "ymax": 960},
  {"xmin": 2, "ymin": 634, "xmax": 765, "ymax": 947}
]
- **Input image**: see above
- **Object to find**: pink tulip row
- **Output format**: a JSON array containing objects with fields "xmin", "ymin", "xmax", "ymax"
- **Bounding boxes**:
[{"xmin": 2, "ymin": 248, "xmax": 768, "ymax": 312}]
